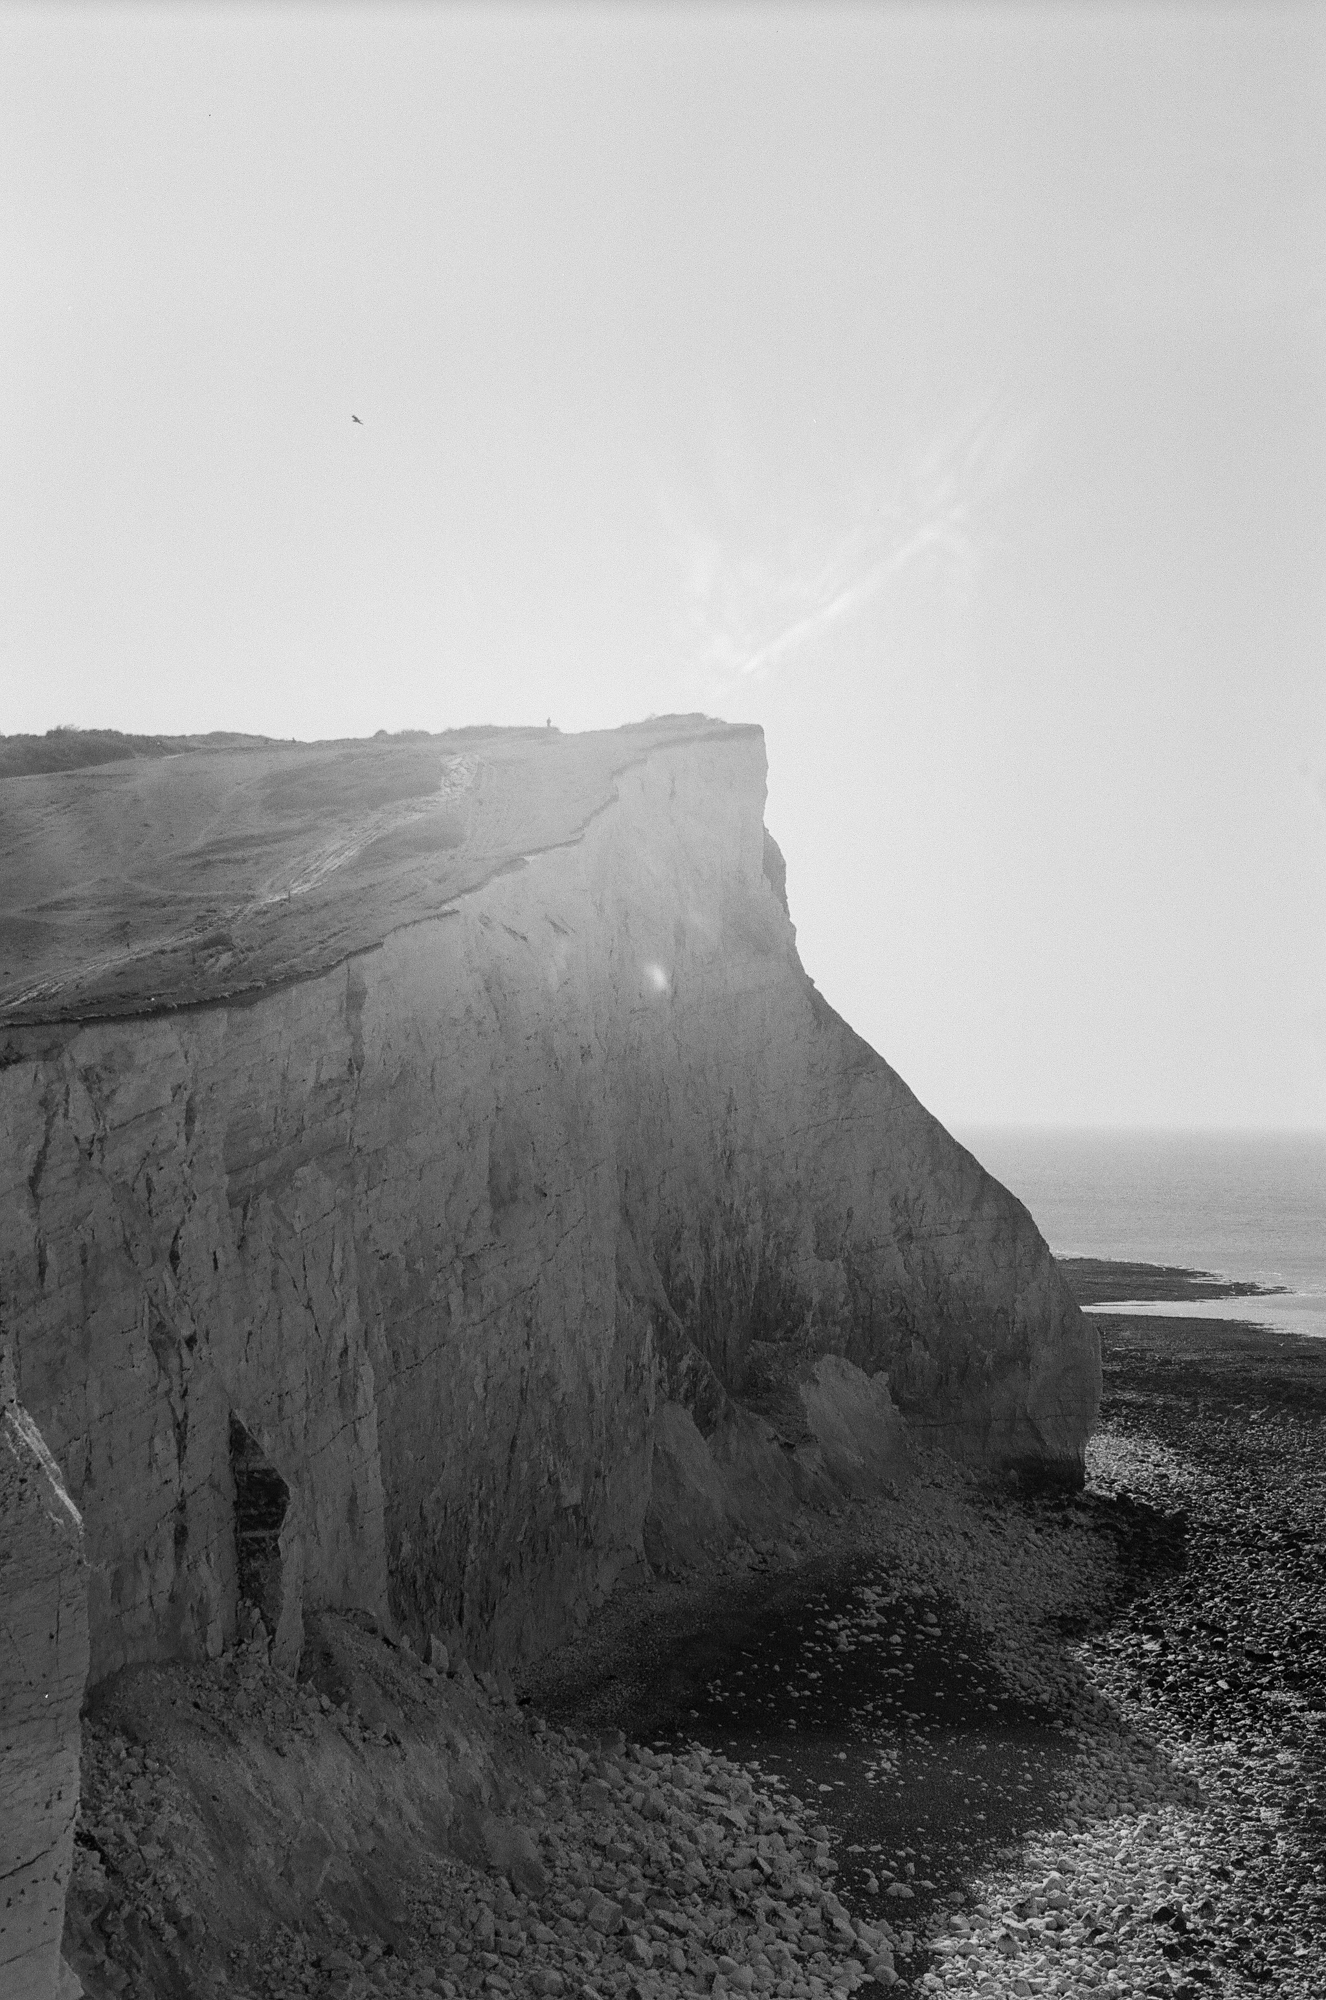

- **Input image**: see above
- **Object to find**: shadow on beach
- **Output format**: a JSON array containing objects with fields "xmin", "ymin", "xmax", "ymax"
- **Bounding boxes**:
[{"xmin": 529, "ymin": 1278, "xmax": 1326, "ymax": 1993}]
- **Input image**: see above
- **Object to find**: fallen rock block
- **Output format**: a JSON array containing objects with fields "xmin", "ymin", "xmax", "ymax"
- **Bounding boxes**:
[
  {"xmin": 481, "ymin": 1816, "xmax": 548, "ymax": 1900},
  {"xmin": 587, "ymin": 1895, "xmax": 623, "ymax": 1935}
]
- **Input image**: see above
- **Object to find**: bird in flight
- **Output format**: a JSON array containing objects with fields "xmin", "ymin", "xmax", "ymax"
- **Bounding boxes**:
[{"xmin": 351, "ymin": 414, "xmax": 364, "ymax": 426}]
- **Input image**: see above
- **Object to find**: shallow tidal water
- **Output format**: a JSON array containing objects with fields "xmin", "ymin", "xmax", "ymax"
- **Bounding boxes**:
[{"xmin": 582, "ymin": 1562, "xmax": 1080, "ymax": 1949}]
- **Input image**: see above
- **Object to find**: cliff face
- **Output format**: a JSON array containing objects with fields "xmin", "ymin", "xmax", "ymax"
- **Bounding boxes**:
[
  {"xmin": 0, "ymin": 1339, "xmax": 89, "ymax": 2000},
  {"xmin": 0, "ymin": 721, "xmax": 1098, "ymax": 1689}
]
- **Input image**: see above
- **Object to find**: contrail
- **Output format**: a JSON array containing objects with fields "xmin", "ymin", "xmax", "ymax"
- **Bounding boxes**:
[
  {"xmin": 736, "ymin": 514, "xmax": 974, "ymax": 679},
  {"xmin": 667, "ymin": 397, "xmax": 1027, "ymax": 689}
]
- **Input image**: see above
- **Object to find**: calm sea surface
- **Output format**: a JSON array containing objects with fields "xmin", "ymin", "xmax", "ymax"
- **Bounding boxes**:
[{"xmin": 955, "ymin": 1127, "xmax": 1326, "ymax": 1342}]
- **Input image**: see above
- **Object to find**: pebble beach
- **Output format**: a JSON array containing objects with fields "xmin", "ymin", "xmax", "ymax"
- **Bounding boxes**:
[
  {"xmin": 526, "ymin": 1277, "xmax": 1326, "ymax": 2000},
  {"xmin": 64, "ymin": 1274, "xmax": 1326, "ymax": 2000}
]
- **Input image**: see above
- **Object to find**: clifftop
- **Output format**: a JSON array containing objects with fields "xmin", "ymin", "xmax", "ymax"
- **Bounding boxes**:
[{"xmin": 0, "ymin": 715, "xmax": 749, "ymax": 1026}]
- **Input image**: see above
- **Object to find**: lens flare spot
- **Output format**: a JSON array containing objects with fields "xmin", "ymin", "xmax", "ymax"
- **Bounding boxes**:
[{"xmin": 643, "ymin": 961, "xmax": 670, "ymax": 995}]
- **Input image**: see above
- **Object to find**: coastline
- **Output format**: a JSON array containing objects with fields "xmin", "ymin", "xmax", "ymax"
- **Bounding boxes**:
[
  {"xmin": 61, "ymin": 1265, "xmax": 1326, "ymax": 1998},
  {"xmin": 524, "ymin": 1265, "xmax": 1326, "ymax": 1996},
  {"xmin": 1055, "ymin": 1259, "xmax": 1289, "ymax": 1306},
  {"xmin": 1060, "ymin": 1254, "xmax": 1326, "ymax": 1350}
]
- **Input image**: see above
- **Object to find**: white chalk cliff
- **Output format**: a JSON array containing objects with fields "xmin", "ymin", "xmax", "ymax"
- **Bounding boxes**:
[
  {"xmin": 0, "ymin": 718, "xmax": 1099, "ymax": 1700},
  {"xmin": 0, "ymin": 1331, "xmax": 88, "ymax": 2000}
]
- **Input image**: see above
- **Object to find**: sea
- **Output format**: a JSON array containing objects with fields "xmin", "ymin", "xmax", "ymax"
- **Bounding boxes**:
[{"xmin": 955, "ymin": 1127, "xmax": 1326, "ymax": 1344}]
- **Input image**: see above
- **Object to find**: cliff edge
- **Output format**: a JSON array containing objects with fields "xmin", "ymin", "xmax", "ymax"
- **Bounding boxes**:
[{"xmin": 0, "ymin": 718, "xmax": 1098, "ymax": 1694}]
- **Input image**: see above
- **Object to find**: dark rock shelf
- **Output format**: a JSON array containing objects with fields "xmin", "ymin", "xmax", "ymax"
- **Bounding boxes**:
[{"xmin": 1058, "ymin": 1257, "xmax": 1288, "ymax": 1308}]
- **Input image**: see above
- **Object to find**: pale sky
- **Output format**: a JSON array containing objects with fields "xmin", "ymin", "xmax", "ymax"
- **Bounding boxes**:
[{"xmin": 3, "ymin": 2, "xmax": 1323, "ymax": 1129}]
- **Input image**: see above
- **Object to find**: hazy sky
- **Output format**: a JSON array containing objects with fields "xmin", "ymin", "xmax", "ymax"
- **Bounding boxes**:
[{"xmin": 3, "ymin": 3, "xmax": 1323, "ymax": 1130}]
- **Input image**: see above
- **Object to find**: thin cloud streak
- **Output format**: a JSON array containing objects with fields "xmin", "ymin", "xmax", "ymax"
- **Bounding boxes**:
[
  {"xmin": 669, "ymin": 403, "xmax": 1031, "ymax": 688},
  {"xmin": 736, "ymin": 515, "xmax": 975, "ymax": 679}
]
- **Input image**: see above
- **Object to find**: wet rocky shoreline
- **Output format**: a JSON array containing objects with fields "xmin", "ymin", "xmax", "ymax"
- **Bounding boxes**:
[
  {"xmin": 525, "ymin": 1277, "xmax": 1326, "ymax": 1999},
  {"xmin": 64, "ymin": 1270, "xmax": 1326, "ymax": 2000}
]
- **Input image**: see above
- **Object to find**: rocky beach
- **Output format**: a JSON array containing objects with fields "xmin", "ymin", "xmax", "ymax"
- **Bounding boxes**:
[{"xmin": 56, "ymin": 1264, "xmax": 1326, "ymax": 2000}]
